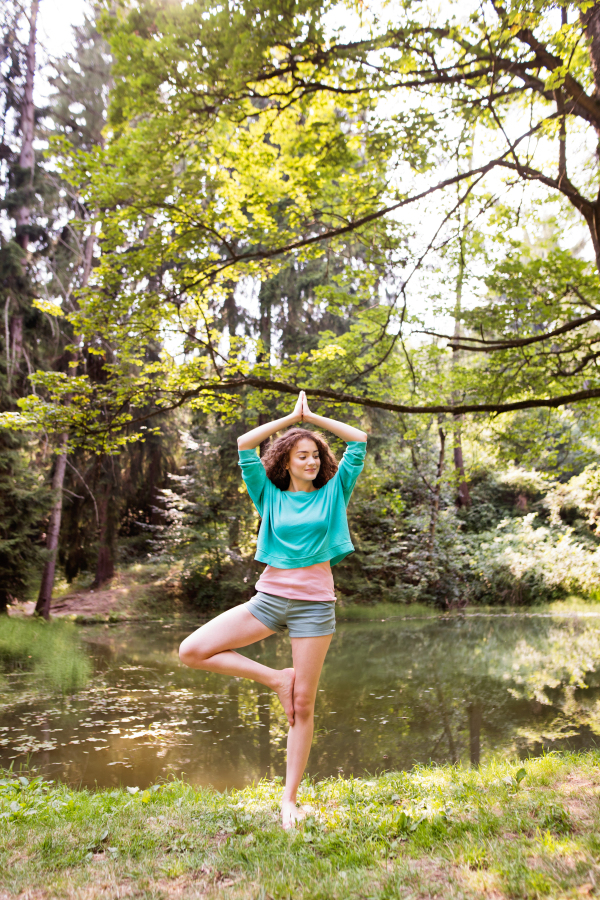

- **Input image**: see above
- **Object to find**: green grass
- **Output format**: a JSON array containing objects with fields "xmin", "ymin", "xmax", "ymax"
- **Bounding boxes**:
[
  {"xmin": 2, "ymin": 752, "xmax": 600, "ymax": 898},
  {"xmin": 0, "ymin": 617, "xmax": 92, "ymax": 694}
]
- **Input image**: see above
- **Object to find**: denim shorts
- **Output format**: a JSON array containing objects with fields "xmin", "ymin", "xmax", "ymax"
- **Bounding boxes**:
[{"xmin": 245, "ymin": 592, "xmax": 336, "ymax": 638}]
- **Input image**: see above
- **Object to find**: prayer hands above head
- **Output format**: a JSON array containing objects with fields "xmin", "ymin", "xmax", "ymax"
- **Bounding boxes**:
[
  {"xmin": 301, "ymin": 391, "xmax": 312, "ymax": 422},
  {"xmin": 292, "ymin": 390, "xmax": 313, "ymax": 424},
  {"xmin": 292, "ymin": 391, "xmax": 305, "ymax": 423}
]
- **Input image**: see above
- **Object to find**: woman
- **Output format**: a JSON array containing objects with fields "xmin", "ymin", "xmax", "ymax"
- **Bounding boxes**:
[{"xmin": 179, "ymin": 391, "xmax": 367, "ymax": 827}]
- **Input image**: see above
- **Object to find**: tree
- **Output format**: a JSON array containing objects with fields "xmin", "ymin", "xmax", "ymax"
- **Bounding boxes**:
[
  {"xmin": 7, "ymin": 0, "xmax": 600, "ymax": 472},
  {"xmin": 0, "ymin": 0, "xmax": 53, "ymax": 611},
  {"xmin": 34, "ymin": 9, "xmax": 112, "ymax": 614}
]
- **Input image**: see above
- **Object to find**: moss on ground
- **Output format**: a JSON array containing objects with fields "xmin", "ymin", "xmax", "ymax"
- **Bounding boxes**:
[{"xmin": 1, "ymin": 752, "xmax": 600, "ymax": 898}]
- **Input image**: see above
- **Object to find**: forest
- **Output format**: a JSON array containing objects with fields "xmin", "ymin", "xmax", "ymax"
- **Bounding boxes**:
[{"xmin": 2, "ymin": 0, "xmax": 600, "ymax": 618}]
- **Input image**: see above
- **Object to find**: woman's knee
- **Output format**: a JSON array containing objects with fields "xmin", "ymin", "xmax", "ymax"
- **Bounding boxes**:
[
  {"xmin": 179, "ymin": 636, "xmax": 208, "ymax": 667},
  {"xmin": 293, "ymin": 691, "xmax": 315, "ymax": 721}
]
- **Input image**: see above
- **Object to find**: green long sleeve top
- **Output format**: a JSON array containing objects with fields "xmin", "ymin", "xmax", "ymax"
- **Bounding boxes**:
[{"xmin": 238, "ymin": 440, "xmax": 367, "ymax": 569}]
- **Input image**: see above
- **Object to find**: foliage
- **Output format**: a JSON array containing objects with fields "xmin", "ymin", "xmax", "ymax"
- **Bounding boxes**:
[
  {"xmin": 150, "ymin": 417, "xmax": 260, "ymax": 611},
  {"xmin": 545, "ymin": 464, "xmax": 600, "ymax": 533},
  {"xmin": 466, "ymin": 514, "xmax": 600, "ymax": 605},
  {"xmin": 5, "ymin": 0, "xmax": 600, "ymax": 610},
  {"xmin": 0, "ymin": 432, "xmax": 49, "ymax": 610},
  {"xmin": 11, "ymin": 0, "xmax": 600, "ymax": 448}
]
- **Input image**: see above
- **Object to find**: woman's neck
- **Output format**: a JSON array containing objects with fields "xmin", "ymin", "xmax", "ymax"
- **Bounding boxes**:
[{"xmin": 287, "ymin": 475, "xmax": 316, "ymax": 493}]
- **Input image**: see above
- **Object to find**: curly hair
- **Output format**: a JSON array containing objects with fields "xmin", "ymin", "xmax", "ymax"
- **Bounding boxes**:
[{"xmin": 262, "ymin": 428, "xmax": 338, "ymax": 491}]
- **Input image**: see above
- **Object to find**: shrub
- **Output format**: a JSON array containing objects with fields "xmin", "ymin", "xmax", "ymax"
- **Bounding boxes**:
[{"xmin": 466, "ymin": 514, "xmax": 600, "ymax": 604}]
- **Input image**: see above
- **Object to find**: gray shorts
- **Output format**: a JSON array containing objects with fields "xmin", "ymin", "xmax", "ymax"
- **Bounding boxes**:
[{"xmin": 245, "ymin": 592, "xmax": 336, "ymax": 638}]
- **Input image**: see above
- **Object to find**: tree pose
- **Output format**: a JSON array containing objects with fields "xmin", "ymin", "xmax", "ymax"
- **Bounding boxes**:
[{"xmin": 179, "ymin": 391, "xmax": 367, "ymax": 827}]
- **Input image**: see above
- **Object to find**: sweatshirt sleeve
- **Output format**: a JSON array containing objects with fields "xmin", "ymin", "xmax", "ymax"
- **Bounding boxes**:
[
  {"xmin": 337, "ymin": 440, "xmax": 367, "ymax": 506},
  {"xmin": 238, "ymin": 449, "xmax": 268, "ymax": 516}
]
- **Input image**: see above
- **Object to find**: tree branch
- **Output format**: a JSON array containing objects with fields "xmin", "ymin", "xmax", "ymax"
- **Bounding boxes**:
[{"xmin": 418, "ymin": 310, "xmax": 600, "ymax": 352}]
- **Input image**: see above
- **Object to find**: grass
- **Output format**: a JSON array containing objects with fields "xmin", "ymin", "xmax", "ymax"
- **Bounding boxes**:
[
  {"xmin": 1, "ymin": 751, "xmax": 600, "ymax": 899},
  {"xmin": 0, "ymin": 617, "xmax": 92, "ymax": 694}
]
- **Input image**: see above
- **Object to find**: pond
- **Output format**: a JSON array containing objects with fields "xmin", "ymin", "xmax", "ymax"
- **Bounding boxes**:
[{"xmin": 1, "ymin": 613, "xmax": 600, "ymax": 790}]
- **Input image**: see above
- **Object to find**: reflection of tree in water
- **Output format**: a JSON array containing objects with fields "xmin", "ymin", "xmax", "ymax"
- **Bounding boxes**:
[
  {"xmin": 313, "ymin": 616, "xmax": 600, "ymax": 773},
  {"xmin": 498, "ymin": 619, "xmax": 600, "ymax": 756}
]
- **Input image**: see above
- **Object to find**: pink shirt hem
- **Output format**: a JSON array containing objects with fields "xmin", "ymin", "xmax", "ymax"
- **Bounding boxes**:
[{"xmin": 255, "ymin": 561, "xmax": 335, "ymax": 602}]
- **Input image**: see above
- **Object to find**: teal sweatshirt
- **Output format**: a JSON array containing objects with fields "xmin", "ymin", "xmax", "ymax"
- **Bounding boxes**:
[{"xmin": 238, "ymin": 441, "xmax": 367, "ymax": 569}]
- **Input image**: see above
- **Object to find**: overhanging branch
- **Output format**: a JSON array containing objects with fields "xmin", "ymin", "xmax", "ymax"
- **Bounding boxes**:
[{"xmin": 229, "ymin": 377, "xmax": 600, "ymax": 415}]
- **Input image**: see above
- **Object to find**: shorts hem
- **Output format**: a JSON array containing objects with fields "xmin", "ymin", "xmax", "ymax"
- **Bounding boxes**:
[
  {"xmin": 287, "ymin": 626, "xmax": 336, "ymax": 638},
  {"xmin": 246, "ymin": 594, "xmax": 336, "ymax": 638},
  {"xmin": 244, "ymin": 600, "xmax": 282, "ymax": 634}
]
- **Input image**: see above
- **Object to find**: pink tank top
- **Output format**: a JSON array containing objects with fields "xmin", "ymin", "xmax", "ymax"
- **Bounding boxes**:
[{"xmin": 255, "ymin": 561, "xmax": 335, "ymax": 602}]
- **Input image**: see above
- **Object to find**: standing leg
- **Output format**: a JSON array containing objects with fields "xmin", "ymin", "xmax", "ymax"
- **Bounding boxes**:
[
  {"xmin": 281, "ymin": 634, "xmax": 332, "ymax": 828},
  {"xmin": 179, "ymin": 605, "xmax": 296, "ymax": 725}
]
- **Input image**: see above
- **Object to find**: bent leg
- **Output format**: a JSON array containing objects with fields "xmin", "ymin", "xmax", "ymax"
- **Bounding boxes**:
[
  {"xmin": 281, "ymin": 634, "xmax": 332, "ymax": 828},
  {"xmin": 179, "ymin": 604, "xmax": 295, "ymax": 725}
]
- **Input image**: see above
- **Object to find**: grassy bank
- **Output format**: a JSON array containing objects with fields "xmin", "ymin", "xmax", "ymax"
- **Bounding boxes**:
[{"xmin": 2, "ymin": 752, "xmax": 599, "ymax": 899}]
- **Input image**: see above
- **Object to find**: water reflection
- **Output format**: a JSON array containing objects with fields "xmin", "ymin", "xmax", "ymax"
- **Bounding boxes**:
[{"xmin": 1, "ymin": 614, "xmax": 600, "ymax": 789}]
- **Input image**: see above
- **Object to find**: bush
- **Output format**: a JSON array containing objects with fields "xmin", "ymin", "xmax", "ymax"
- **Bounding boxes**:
[{"xmin": 466, "ymin": 514, "xmax": 600, "ymax": 604}]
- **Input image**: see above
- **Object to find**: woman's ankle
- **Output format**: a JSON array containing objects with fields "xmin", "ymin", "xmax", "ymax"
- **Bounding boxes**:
[{"xmin": 281, "ymin": 789, "xmax": 297, "ymax": 805}]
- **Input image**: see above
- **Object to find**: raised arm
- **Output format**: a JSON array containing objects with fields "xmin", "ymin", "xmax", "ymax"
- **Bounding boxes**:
[
  {"xmin": 237, "ymin": 391, "xmax": 368, "ymax": 450},
  {"xmin": 237, "ymin": 393, "xmax": 304, "ymax": 450},
  {"xmin": 301, "ymin": 394, "xmax": 367, "ymax": 442}
]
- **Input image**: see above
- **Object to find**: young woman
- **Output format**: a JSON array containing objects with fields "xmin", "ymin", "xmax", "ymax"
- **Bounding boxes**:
[{"xmin": 179, "ymin": 391, "xmax": 367, "ymax": 827}]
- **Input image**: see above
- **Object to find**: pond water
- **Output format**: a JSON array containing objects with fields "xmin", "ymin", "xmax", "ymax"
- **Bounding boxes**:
[{"xmin": 2, "ymin": 613, "xmax": 600, "ymax": 790}]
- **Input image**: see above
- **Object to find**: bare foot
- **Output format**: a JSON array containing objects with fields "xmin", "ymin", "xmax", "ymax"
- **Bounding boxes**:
[
  {"xmin": 281, "ymin": 799, "xmax": 310, "ymax": 830},
  {"xmin": 274, "ymin": 667, "xmax": 295, "ymax": 726}
]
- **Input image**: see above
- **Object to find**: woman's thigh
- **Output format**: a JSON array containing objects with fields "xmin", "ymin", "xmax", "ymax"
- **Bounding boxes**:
[
  {"xmin": 290, "ymin": 635, "xmax": 332, "ymax": 706},
  {"xmin": 180, "ymin": 603, "xmax": 275, "ymax": 659}
]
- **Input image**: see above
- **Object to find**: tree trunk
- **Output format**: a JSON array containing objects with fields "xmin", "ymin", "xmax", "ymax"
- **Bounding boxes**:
[
  {"xmin": 93, "ymin": 490, "xmax": 116, "ymax": 587},
  {"xmin": 429, "ymin": 422, "xmax": 446, "ymax": 545},
  {"xmin": 30, "ymin": 229, "xmax": 96, "ymax": 616},
  {"xmin": 257, "ymin": 284, "xmax": 273, "ymax": 458},
  {"xmin": 14, "ymin": 0, "xmax": 39, "ymax": 253},
  {"xmin": 258, "ymin": 282, "xmax": 272, "ymax": 366},
  {"xmin": 223, "ymin": 280, "xmax": 238, "ymax": 343},
  {"xmin": 451, "ymin": 154, "xmax": 472, "ymax": 509},
  {"xmin": 7, "ymin": 312, "xmax": 23, "ymax": 392},
  {"xmin": 453, "ymin": 433, "xmax": 470, "ymax": 509},
  {"xmin": 35, "ymin": 434, "xmax": 68, "ymax": 619}
]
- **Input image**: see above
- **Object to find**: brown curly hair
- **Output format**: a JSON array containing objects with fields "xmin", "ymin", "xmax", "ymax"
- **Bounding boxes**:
[{"xmin": 262, "ymin": 428, "xmax": 339, "ymax": 491}]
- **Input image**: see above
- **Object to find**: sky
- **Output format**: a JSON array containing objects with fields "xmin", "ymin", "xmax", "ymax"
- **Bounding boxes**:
[{"xmin": 36, "ymin": 0, "xmax": 88, "ymax": 97}]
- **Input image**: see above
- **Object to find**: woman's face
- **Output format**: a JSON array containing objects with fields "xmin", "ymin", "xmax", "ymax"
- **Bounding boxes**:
[{"xmin": 287, "ymin": 438, "xmax": 321, "ymax": 484}]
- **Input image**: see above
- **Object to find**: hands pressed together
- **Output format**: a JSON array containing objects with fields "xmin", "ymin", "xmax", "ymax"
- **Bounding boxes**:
[
  {"xmin": 292, "ymin": 390, "xmax": 311, "ymax": 424},
  {"xmin": 237, "ymin": 388, "xmax": 367, "ymax": 450}
]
